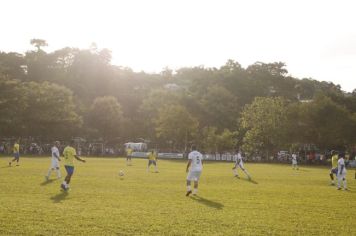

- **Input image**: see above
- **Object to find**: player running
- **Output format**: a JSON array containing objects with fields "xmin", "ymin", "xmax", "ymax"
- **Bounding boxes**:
[
  {"xmin": 61, "ymin": 140, "xmax": 86, "ymax": 191},
  {"xmin": 9, "ymin": 140, "xmax": 20, "ymax": 166},
  {"xmin": 329, "ymin": 150, "xmax": 338, "ymax": 185},
  {"xmin": 337, "ymin": 153, "xmax": 348, "ymax": 190},
  {"xmin": 186, "ymin": 145, "xmax": 203, "ymax": 196},
  {"xmin": 232, "ymin": 150, "xmax": 251, "ymax": 180},
  {"xmin": 45, "ymin": 141, "xmax": 61, "ymax": 180},
  {"xmin": 291, "ymin": 153, "xmax": 298, "ymax": 170},
  {"xmin": 147, "ymin": 150, "xmax": 158, "ymax": 173}
]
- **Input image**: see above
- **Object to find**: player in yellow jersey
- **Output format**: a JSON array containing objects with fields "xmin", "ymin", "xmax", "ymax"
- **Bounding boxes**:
[
  {"xmin": 126, "ymin": 147, "xmax": 133, "ymax": 166},
  {"xmin": 61, "ymin": 140, "xmax": 86, "ymax": 191},
  {"xmin": 9, "ymin": 140, "xmax": 20, "ymax": 166},
  {"xmin": 329, "ymin": 150, "xmax": 338, "ymax": 185},
  {"xmin": 147, "ymin": 150, "xmax": 158, "ymax": 173}
]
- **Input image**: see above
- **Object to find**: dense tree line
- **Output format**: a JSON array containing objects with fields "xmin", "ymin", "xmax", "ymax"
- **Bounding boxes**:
[{"xmin": 1, "ymin": 39, "xmax": 356, "ymax": 155}]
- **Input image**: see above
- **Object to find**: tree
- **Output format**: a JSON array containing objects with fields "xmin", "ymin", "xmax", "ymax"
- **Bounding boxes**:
[
  {"xmin": 87, "ymin": 96, "xmax": 124, "ymax": 139},
  {"xmin": 155, "ymin": 105, "xmax": 199, "ymax": 150},
  {"xmin": 30, "ymin": 39, "xmax": 48, "ymax": 52},
  {"xmin": 0, "ymin": 80, "xmax": 82, "ymax": 138},
  {"xmin": 296, "ymin": 94, "xmax": 356, "ymax": 150},
  {"xmin": 240, "ymin": 97, "xmax": 289, "ymax": 156},
  {"xmin": 199, "ymin": 85, "xmax": 240, "ymax": 130}
]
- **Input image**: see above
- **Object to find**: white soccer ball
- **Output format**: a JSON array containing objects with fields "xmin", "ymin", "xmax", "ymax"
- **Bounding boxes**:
[{"xmin": 119, "ymin": 170, "xmax": 125, "ymax": 177}]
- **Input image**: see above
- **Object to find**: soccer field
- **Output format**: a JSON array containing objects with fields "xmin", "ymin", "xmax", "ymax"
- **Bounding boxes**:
[{"xmin": 0, "ymin": 157, "xmax": 355, "ymax": 236}]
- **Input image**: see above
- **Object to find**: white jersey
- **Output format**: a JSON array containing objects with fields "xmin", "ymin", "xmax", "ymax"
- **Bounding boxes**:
[
  {"xmin": 51, "ymin": 146, "xmax": 60, "ymax": 159},
  {"xmin": 337, "ymin": 158, "xmax": 347, "ymax": 174},
  {"xmin": 292, "ymin": 154, "xmax": 297, "ymax": 164},
  {"xmin": 188, "ymin": 150, "xmax": 203, "ymax": 171},
  {"xmin": 235, "ymin": 153, "xmax": 244, "ymax": 166}
]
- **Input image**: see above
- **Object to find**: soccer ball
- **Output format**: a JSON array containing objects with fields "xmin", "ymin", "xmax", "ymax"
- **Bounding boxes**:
[{"xmin": 119, "ymin": 170, "xmax": 124, "ymax": 177}]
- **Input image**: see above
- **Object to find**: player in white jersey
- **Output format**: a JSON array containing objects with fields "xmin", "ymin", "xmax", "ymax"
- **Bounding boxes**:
[
  {"xmin": 291, "ymin": 153, "xmax": 298, "ymax": 170},
  {"xmin": 232, "ymin": 150, "xmax": 251, "ymax": 180},
  {"xmin": 45, "ymin": 141, "xmax": 61, "ymax": 180},
  {"xmin": 186, "ymin": 145, "xmax": 203, "ymax": 196},
  {"xmin": 337, "ymin": 153, "xmax": 348, "ymax": 190}
]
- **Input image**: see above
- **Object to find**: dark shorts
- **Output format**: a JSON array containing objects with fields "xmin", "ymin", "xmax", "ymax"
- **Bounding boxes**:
[
  {"xmin": 330, "ymin": 167, "xmax": 338, "ymax": 174},
  {"xmin": 65, "ymin": 165, "xmax": 75, "ymax": 175},
  {"xmin": 148, "ymin": 160, "xmax": 156, "ymax": 166},
  {"xmin": 13, "ymin": 152, "xmax": 20, "ymax": 160}
]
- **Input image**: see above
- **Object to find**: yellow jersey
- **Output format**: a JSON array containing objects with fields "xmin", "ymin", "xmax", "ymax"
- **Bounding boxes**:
[
  {"xmin": 148, "ymin": 152, "xmax": 157, "ymax": 161},
  {"xmin": 63, "ymin": 146, "xmax": 77, "ymax": 167},
  {"xmin": 331, "ymin": 155, "xmax": 338, "ymax": 169},
  {"xmin": 13, "ymin": 144, "xmax": 20, "ymax": 153},
  {"xmin": 126, "ymin": 148, "xmax": 133, "ymax": 156}
]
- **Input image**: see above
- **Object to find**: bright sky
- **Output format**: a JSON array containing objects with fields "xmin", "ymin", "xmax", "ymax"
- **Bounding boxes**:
[{"xmin": 1, "ymin": 0, "xmax": 356, "ymax": 92}]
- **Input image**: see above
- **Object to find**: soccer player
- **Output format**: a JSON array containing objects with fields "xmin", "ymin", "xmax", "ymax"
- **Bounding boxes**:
[
  {"xmin": 9, "ymin": 140, "xmax": 20, "ymax": 166},
  {"xmin": 337, "ymin": 153, "xmax": 348, "ymax": 190},
  {"xmin": 61, "ymin": 140, "xmax": 86, "ymax": 191},
  {"xmin": 329, "ymin": 150, "xmax": 338, "ymax": 185},
  {"xmin": 291, "ymin": 153, "xmax": 298, "ymax": 170},
  {"xmin": 45, "ymin": 141, "xmax": 61, "ymax": 180},
  {"xmin": 126, "ymin": 147, "xmax": 133, "ymax": 166},
  {"xmin": 147, "ymin": 150, "xmax": 158, "ymax": 173},
  {"xmin": 232, "ymin": 150, "xmax": 251, "ymax": 180},
  {"xmin": 186, "ymin": 145, "xmax": 203, "ymax": 196}
]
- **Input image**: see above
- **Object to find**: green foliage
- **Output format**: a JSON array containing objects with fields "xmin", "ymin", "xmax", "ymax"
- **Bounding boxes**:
[
  {"xmin": 155, "ymin": 105, "xmax": 199, "ymax": 149},
  {"xmin": 87, "ymin": 96, "xmax": 124, "ymax": 139},
  {"xmin": 1, "ymin": 41, "xmax": 356, "ymax": 151},
  {"xmin": 240, "ymin": 97, "xmax": 289, "ymax": 154},
  {"xmin": 0, "ymin": 79, "xmax": 81, "ymax": 138}
]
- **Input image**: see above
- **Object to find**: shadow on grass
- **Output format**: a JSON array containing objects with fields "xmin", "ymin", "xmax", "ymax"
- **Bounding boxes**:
[
  {"xmin": 40, "ymin": 179, "xmax": 55, "ymax": 186},
  {"xmin": 51, "ymin": 191, "xmax": 69, "ymax": 203},
  {"xmin": 190, "ymin": 196, "xmax": 224, "ymax": 210},
  {"xmin": 239, "ymin": 177, "xmax": 258, "ymax": 184}
]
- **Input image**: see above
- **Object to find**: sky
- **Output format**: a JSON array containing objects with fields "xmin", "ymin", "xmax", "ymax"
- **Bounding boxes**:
[{"xmin": 1, "ymin": 0, "xmax": 356, "ymax": 92}]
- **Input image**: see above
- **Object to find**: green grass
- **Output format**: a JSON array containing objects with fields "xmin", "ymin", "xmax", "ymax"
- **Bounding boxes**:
[{"xmin": 0, "ymin": 157, "xmax": 355, "ymax": 235}]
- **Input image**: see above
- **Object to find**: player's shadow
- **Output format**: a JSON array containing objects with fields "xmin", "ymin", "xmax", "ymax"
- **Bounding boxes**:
[
  {"xmin": 240, "ymin": 178, "xmax": 258, "ymax": 184},
  {"xmin": 190, "ymin": 196, "xmax": 224, "ymax": 210},
  {"xmin": 51, "ymin": 191, "xmax": 69, "ymax": 203},
  {"xmin": 40, "ymin": 179, "xmax": 55, "ymax": 186}
]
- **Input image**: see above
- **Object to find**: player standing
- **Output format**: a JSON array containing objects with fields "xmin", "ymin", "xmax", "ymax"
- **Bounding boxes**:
[
  {"xmin": 291, "ymin": 153, "xmax": 298, "ymax": 170},
  {"xmin": 329, "ymin": 150, "xmax": 338, "ymax": 185},
  {"xmin": 126, "ymin": 147, "xmax": 133, "ymax": 166},
  {"xmin": 45, "ymin": 141, "xmax": 61, "ymax": 180},
  {"xmin": 186, "ymin": 145, "xmax": 203, "ymax": 196},
  {"xmin": 61, "ymin": 140, "xmax": 86, "ymax": 191},
  {"xmin": 232, "ymin": 150, "xmax": 251, "ymax": 180},
  {"xmin": 147, "ymin": 150, "xmax": 158, "ymax": 173},
  {"xmin": 337, "ymin": 153, "xmax": 348, "ymax": 190},
  {"xmin": 9, "ymin": 140, "xmax": 20, "ymax": 166}
]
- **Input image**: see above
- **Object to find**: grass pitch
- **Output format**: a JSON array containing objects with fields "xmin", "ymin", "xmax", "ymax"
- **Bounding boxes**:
[{"xmin": 0, "ymin": 157, "xmax": 355, "ymax": 236}]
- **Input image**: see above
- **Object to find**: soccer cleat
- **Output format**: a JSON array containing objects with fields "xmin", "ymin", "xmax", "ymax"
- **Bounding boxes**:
[
  {"xmin": 186, "ymin": 190, "xmax": 192, "ymax": 197},
  {"xmin": 330, "ymin": 183, "xmax": 335, "ymax": 186},
  {"xmin": 60, "ymin": 184, "xmax": 67, "ymax": 191},
  {"xmin": 16, "ymin": 164, "xmax": 19, "ymax": 166},
  {"xmin": 344, "ymin": 188, "xmax": 349, "ymax": 191},
  {"xmin": 234, "ymin": 175, "xmax": 240, "ymax": 178},
  {"xmin": 337, "ymin": 188, "xmax": 342, "ymax": 190},
  {"xmin": 8, "ymin": 162, "xmax": 11, "ymax": 166}
]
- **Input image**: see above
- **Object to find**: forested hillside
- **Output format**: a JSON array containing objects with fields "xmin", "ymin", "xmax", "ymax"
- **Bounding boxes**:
[{"xmin": 1, "ymin": 39, "xmax": 356, "ymax": 154}]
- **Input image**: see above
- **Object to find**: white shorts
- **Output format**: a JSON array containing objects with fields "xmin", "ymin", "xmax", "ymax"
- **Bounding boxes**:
[
  {"xmin": 187, "ymin": 170, "xmax": 202, "ymax": 181},
  {"xmin": 51, "ymin": 158, "xmax": 60, "ymax": 169},
  {"xmin": 292, "ymin": 160, "xmax": 297, "ymax": 165},
  {"xmin": 337, "ymin": 172, "xmax": 346, "ymax": 179},
  {"xmin": 235, "ymin": 163, "xmax": 244, "ymax": 169}
]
